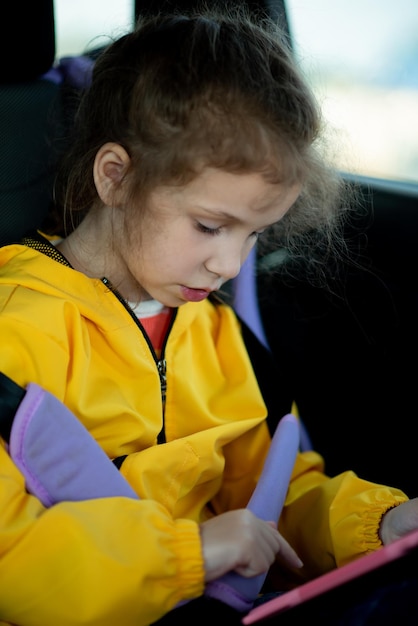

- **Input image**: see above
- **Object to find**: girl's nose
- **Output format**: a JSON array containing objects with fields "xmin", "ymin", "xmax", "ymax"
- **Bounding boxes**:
[{"xmin": 205, "ymin": 244, "xmax": 247, "ymax": 282}]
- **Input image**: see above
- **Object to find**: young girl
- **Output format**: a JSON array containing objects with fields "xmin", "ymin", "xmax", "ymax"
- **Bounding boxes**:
[{"xmin": 1, "ymin": 7, "xmax": 418, "ymax": 626}]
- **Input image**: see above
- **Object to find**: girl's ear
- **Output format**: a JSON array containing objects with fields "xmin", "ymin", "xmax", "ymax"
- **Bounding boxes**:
[{"xmin": 93, "ymin": 143, "xmax": 131, "ymax": 206}]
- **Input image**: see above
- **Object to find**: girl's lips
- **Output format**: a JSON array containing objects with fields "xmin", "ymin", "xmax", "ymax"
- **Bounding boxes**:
[{"xmin": 180, "ymin": 286, "xmax": 210, "ymax": 302}]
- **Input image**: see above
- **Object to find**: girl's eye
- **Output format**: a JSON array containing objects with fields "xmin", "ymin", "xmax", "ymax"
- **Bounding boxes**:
[
  {"xmin": 196, "ymin": 222, "xmax": 265, "ymax": 239},
  {"xmin": 196, "ymin": 222, "xmax": 222, "ymax": 236}
]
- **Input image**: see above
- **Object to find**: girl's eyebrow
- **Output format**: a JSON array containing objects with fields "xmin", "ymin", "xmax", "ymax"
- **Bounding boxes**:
[{"xmin": 198, "ymin": 208, "xmax": 237, "ymax": 220}]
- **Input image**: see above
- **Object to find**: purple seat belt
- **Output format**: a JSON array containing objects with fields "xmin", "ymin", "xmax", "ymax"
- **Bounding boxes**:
[{"xmin": 204, "ymin": 413, "xmax": 299, "ymax": 611}]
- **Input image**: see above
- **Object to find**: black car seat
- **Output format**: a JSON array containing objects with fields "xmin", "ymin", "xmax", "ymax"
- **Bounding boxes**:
[
  {"xmin": 5, "ymin": 0, "xmax": 417, "ymax": 498},
  {"xmin": 257, "ymin": 181, "xmax": 418, "ymax": 496},
  {"xmin": 0, "ymin": 0, "xmax": 64, "ymax": 245}
]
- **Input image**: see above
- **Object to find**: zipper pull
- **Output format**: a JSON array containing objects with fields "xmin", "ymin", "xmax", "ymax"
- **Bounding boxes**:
[{"xmin": 157, "ymin": 358, "xmax": 167, "ymax": 405}]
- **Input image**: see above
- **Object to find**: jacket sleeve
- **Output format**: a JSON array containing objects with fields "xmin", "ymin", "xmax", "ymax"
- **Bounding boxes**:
[
  {"xmin": 279, "ymin": 450, "xmax": 408, "ymax": 578},
  {"xmin": 0, "ymin": 440, "xmax": 205, "ymax": 626}
]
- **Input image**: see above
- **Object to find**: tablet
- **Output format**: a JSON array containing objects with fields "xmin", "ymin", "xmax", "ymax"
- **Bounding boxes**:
[{"xmin": 242, "ymin": 527, "xmax": 418, "ymax": 624}]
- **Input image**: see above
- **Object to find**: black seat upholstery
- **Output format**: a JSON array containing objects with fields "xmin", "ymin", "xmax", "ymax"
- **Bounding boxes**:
[
  {"xmin": 257, "ymin": 181, "xmax": 418, "ymax": 496},
  {"xmin": 0, "ymin": 0, "xmax": 63, "ymax": 245}
]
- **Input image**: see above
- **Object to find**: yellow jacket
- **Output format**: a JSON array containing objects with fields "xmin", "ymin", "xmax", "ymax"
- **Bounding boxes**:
[{"xmin": 0, "ymin": 238, "xmax": 408, "ymax": 625}]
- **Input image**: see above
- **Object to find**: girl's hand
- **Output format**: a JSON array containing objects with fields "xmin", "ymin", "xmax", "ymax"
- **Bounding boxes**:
[
  {"xmin": 379, "ymin": 497, "xmax": 418, "ymax": 545},
  {"xmin": 200, "ymin": 508, "xmax": 303, "ymax": 582}
]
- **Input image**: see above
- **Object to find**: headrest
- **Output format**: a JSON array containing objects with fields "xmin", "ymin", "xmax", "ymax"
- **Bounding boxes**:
[{"xmin": 0, "ymin": 0, "xmax": 55, "ymax": 83}]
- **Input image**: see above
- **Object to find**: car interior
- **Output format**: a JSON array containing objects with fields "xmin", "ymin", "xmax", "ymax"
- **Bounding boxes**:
[{"xmin": 1, "ymin": 0, "xmax": 418, "ymax": 499}]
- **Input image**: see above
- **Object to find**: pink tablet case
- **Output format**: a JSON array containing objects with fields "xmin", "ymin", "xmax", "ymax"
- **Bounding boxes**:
[{"xmin": 242, "ymin": 527, "xmax": 418, "ymax": 624}]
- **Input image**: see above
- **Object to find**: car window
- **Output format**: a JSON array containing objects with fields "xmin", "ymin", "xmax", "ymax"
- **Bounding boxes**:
[
  {"xmin": 54, "ymin": 0, "xmax": 418, "ymax": 185},
  {"xmin": 285, "ymin": 0, "xmax": 418, "ymax": 184},
  {"xmin": 54, "ymin": 0, "xmax": 134, "ymax": 56}
]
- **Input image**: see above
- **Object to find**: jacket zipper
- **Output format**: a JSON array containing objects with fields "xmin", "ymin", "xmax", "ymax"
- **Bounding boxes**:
[{"xmin": 101, "ymin": 277, "xmax": 175, "ymax": 443}]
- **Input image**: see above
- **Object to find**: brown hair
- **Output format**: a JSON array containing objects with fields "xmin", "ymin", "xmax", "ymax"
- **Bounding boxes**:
[{"xmin": 53, "ymin": 5, "xmax": 350, "ymax": 279}]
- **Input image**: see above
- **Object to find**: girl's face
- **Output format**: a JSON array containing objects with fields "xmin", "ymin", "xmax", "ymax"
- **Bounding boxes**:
[{"xmin": 121, "ymin": 167, "xmax": 300, "ymax": 307}]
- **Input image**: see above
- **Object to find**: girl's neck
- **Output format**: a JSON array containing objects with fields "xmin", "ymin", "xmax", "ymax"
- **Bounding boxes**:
[{"xmin": 56, "ymin": 219, "xmax": 148, "ymax": 303}]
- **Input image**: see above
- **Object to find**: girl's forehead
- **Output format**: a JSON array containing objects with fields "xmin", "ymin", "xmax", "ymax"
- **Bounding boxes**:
[{"xmin": 160, "ymin": 166, "xmax": 291, "ymax": 196}]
